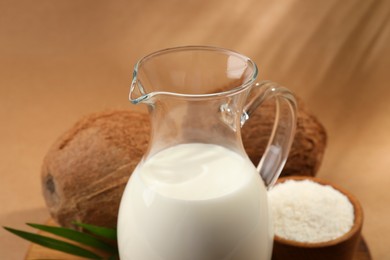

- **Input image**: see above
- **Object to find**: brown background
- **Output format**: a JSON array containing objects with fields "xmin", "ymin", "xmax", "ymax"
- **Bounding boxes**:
[{"xmin": 1, "ymin": 0, "xmax": 389, "ymax": 259}]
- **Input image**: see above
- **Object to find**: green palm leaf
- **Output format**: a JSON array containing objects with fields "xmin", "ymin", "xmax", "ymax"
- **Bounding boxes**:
[
  {"xmin": 74, "ymin": 222, "xmax": 117, "ymax": 240},
  {"xmin": 27, "ymin": 223, "xmax": 117, "ymax": 254},
  {"xmin": 3, "ymin": 226, "xmax": 103, "ymax": 259}
]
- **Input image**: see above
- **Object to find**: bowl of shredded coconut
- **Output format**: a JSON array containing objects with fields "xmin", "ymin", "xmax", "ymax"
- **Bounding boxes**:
[{"xmin": 269, "ymin": 176, "xmax": 363, "ymax": 260}]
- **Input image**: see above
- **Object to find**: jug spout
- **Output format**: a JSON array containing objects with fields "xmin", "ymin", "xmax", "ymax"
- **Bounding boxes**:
[{"xmin": 129, "ymin": 69, "xmax": 150, "ymax": 104}]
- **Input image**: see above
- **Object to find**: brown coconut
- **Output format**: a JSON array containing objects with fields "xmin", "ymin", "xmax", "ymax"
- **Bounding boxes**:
[
  {"xmin": 42, "ymin": 102, "xmax": 326, "ymax": 228},
  {"xmin": 41, "ymin": 110, "xmax": 149, "ymax": 228}
]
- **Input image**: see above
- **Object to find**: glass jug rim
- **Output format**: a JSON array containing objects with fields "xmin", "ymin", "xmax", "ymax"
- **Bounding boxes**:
[{"xmin": 130, "ymin": 45, "xmax": 259, "ymax": 103}]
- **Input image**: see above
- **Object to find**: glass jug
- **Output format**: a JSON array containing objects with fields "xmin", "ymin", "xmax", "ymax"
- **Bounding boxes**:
[{"xmin": 118, "ymin": 46, "xmax": 297, "ymax": 260}]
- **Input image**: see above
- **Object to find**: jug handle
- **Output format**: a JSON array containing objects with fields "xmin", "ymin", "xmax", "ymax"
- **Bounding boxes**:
[{"xmin": 242, "ymin": 81, "xmax": 297, "ymax": 189}]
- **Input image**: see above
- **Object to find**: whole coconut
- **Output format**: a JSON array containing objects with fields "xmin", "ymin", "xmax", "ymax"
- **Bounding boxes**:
[
  {"xmin": 41, "ymin": 110, "xmax": 149, "ymax": 228},
  {"xmin": 42, "ymin": 102, "xmax": 326, "ymax": 228}
]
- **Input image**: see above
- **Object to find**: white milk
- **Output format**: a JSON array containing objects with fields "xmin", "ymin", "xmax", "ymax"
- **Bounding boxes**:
[{"xmin": 118, "ymin": 143, "xmax": 273, "ymax": 260}]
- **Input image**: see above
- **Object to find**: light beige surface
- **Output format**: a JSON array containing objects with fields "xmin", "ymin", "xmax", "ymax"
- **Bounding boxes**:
[{"xmin": 1, "ymin": 0, "xmax": 389, "ymax": 259}]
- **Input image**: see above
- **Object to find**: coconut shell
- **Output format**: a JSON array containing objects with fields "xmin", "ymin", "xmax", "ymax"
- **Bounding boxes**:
[{"xmin": 42, "ymin": 102, "xmax": 326, "ymax": 228}]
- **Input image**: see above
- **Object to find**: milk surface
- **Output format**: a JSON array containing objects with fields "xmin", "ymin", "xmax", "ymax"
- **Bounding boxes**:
[{"xmin": 118, "ymin": 143, "xmax": 273, "ymax": 260}]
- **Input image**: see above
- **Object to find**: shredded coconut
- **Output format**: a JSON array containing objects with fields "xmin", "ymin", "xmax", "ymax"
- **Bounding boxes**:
[{"xmin": 268, "ymin": 179, "xmax": 354, "ymax": 243}]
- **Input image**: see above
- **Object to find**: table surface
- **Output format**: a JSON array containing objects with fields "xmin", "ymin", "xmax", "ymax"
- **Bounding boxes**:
[
  {"xmin": 24, "ymin": 220, "xmax": 372, "ymax": 260},
  {"xmin": 26, "ymin": 240, "xmax": 372, "ymax": 260},
  {"xmin": 1, "ymin": 0, "xmax": 390, "ymax": 259}
]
